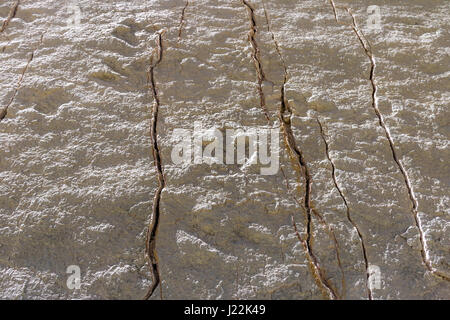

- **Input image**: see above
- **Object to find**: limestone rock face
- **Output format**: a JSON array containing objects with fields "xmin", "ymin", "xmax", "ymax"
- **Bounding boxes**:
[{"xmin": 0, "ymin": 0, "xmax": 449, "ymax": 299}]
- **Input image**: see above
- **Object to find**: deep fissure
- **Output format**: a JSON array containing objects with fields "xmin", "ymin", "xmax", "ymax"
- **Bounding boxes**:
[
  {"xmin": 143, "ymin": 31, "xmax": 166, "ymax": 300},
  {"xmin": 242, "ymin": 0, "xmax": 270, "ymax": 122}
]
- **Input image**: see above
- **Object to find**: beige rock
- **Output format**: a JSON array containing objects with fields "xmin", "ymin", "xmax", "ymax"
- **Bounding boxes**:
[{"xmin": 0, "ymin": 0, "xmax": 448, "ymax": 299}]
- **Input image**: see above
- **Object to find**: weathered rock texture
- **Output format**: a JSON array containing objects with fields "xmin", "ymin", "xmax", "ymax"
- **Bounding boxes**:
[{"xmin": 0, "ymin": 0, "xmax": 449, "ymax": 299}]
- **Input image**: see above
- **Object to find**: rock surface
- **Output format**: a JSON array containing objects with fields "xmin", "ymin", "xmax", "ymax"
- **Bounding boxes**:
[{"xmin": 0, "ymin": 0, "xmax": 449, "ymax": 299}]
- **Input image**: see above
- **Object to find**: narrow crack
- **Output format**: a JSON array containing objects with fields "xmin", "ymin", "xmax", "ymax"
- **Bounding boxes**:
[
  {"xmin": 312, "ymin": 208, "xmax": 346, "ymax": 299},
  {"xmin": 242, "ymin": 0, "xmax": 270, "ymax": 122},
  {"xmin": 291, "ymin": 213, "xmax": 339, "ymax": 299},
  {"xmin": 328, "ymin": 0, "xmax": 338, "ymax": 23},
  {"xmin": 1, "ymin": 33, "xmax": 44, "ymax": 122},
  {"xmin": 250, "ymin": 6, "xmax": 345, "ymax": 296},
  {"xmin": 282, "ymin": 154, "xmax": 345, "ymax": 298},
  {"xmin": 329, "ymin": 0, "xmax": 450, "ymax": 282},
  {"xmin": 0, "ymin": 0, "xmax": 21, "ymax": 87},
  {"xmin": 0, "ymin": 0, "xmax": 19, "ymax": 34},
  {"xmin": 143, "ymin": 31, "xmax": 166, "ymax": 300},
  {"xmin": 281, "ymin": 86, "xmax": 338, "ymax": 300},
  {"xmin": 317, "ymin": 117, "xmax": 373, "ymax": 299},
  {"xmin": 261, "ymin": 1, "xmax": 340, "ymax": 299},
  {"xmin": 177, "ymin": 0, "xmax": 189, "ymax": 40},
  {"xmin": 261, "ymin": 0, "xmax": 286, "ymax": 70}
]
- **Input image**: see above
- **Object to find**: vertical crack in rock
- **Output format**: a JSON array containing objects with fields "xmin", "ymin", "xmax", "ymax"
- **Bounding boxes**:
[
  {"xmin": 242, "ymin": 0, "xmax": 270, "ymax": 122},
  {"xmin": 282, "ymin": 161, "xmax": 345, "ymax": 298},
  {"xmin": 143, "ymin": 31, "xmax": 166, "ymax": 300},
  {"xmin": 0, "ymin": 0, "xmax": 19, "ymax": 34},
  {"xmin": 328, "ymin": 0, "xmax": 339, "ymax": 23},
  {"xmin": 1, "ymin": 33, "xmax": 44, "ymax": 121},
  {"xmin": 329, "ymin": 1, "xmax": 450, "ymax": 282},
  {"xmin": 261, "ymin": 2, "xmax": 341, "ymax": 299},
  {"xmin": 250, "ymin": 2, "xmax": 343, "ymax": 296},
  {"xmin": 177, "ymin": 0, "xmax": 189, "ymax": 40},
  {"xmin": 312, "ymin": 208, "xmax": 346, "ymax": 299},
  {"xmin": 280, "ymin": 90, "xmax": 338, "ymax": 300},
  {"xmin": 317, "ymin": 118, "xmax": 373, "ymax": 300},
  {"xmin": 261, "ymin": 0, "xmax": 284, "ymax": 68}
]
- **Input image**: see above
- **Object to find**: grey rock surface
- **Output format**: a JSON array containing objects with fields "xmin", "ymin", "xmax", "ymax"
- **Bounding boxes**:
[{"xmin": 0, "ymin": 0, "xmax": 449, "ymax": 299}]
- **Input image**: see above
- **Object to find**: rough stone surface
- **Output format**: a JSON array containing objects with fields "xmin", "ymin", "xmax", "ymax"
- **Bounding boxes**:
[{"xmin": 0, "ymin": 0, "xmax": 448, "ymax": 299}]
